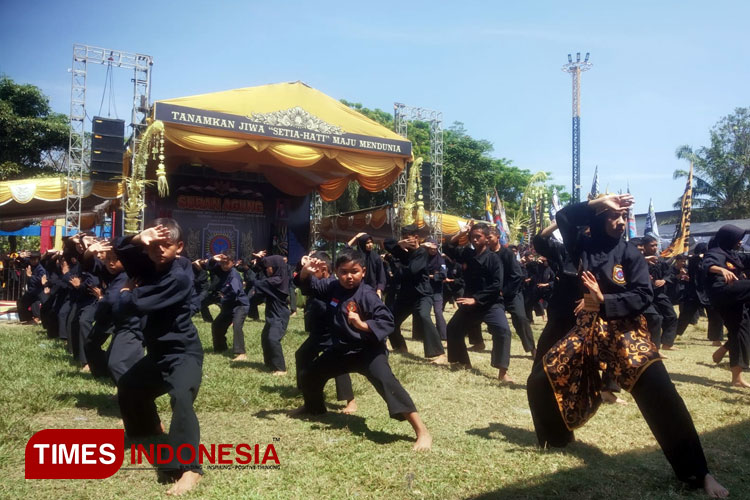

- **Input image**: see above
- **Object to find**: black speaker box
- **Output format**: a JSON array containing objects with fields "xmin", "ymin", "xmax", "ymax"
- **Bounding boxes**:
[
  {"xmin": 92, "ymin": 133, "xmax": 124, "ymax": 151},
  {"xmin": 92, "ymin": 117, "xmax": 125, "ymax": 137}
]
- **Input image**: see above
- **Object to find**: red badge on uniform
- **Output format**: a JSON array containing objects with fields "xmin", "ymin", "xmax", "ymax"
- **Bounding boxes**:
[{"xmin": 346, "ymin": 301, "xmax": 358, "ymax": 314}]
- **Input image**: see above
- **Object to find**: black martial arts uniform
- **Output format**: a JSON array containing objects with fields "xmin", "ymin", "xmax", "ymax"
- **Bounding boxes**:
[
  {"xmin": 384, "ymin": 239, "xmax": 443, "ymax": 357},
  {"xmin": 444, "ymin": 242, "xmax": 511, "ymax": 369},
  {"xmin": 350, "ymin": 234, "xmax": 387, "ymax": 295},
  {"xmin": 702, "ymin": 225, "xmax": 750, "ymax": 371},
  {"xmin": 298, "ymin": 275, "xmax": 417, "ymax": 418},
  {"xmin": 253, "ymin": 256, "xmax": 291, "ymax": 371},
  {"xmin": 644, "ymin": 254, "xmax": 678, "ymax": 347},
  {"xmin": 208, "ymin": 260, "xmax": 249, "ymax": 355},
  {"xmin": 294, "ymin": 272, "xmax": 354, "ymax": 403},
  {"xmin": 84, "ymin": 270, "xmax": 145, "ymax": 382},
  {"xmin": 16, "ymin": 260, "xmax": 46, "ymax": 323},
  {"xmin": 115, "ymin": 238, "xmax": 204, "ymax": 477},
  {"xmin": 527, "ymin": 201, "xmax": 711, "ymax": 489},
  {"xmin": 676, "ymin": 244, "xmax": 724, "ymax": 340}
]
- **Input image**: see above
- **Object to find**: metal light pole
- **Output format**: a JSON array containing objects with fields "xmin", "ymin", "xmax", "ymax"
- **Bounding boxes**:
[{"xmin": 562, "ymin": 52, "xmax": 592, "ymax": 203}]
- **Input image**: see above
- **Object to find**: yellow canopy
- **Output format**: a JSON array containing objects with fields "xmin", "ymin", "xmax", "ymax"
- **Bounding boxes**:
[
  {"xmin": 151, "ymin": 81, "xmax": 412, "ymax": 201},
  {"xmin": 0, "ymin": 177, "xmax": 122, "ymax": 205}
]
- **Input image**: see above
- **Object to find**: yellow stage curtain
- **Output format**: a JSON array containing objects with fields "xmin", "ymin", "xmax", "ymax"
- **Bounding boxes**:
[{"xmin": 0, "ymin": 177, "xmax": 123, "ymax": 206}]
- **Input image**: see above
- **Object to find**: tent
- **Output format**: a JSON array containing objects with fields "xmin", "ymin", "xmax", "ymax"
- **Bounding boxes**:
[
  {"xmin": 146, "ymin": 81, "xmax": 412, "ymax": 201},
  {"xmin": 0, "ymin": 177, "xmax": 122, "ymax": 232}
]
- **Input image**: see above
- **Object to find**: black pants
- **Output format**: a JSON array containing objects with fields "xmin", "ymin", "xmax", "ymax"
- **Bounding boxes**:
[
  {"xmin": 711, "ymin": 281, "xmax": 750, "ymax": 369},
  {"xmin": 200, "ymin": 293, "xmax": 219, "ymax": 323},
  {"xmin": 118, "ymin": 354, "xmax": 203, "ymax": 474},
  {"xmin": 17, "ymin": 291, "xmax": 41, "ymax": 322},
  {"xmin": 643, "ymin": 305, "xmax": 664, "ymax": 347},
  {"xmin": 107, "ymin": 330, "xmax": 145, "ymax": 383},
  {"xmin": 261, "ymin": 311, "xmax": 290, "ymax": 371},
  {"xmin": 392, "ymin": 293, "xmax": 443, "ymax": 357},
  {"xmin": 433, "ymin": 293, "xmax": 447, "ymax": 341},
  {"xmin": 534, "ymin": 309, "xmax": 577, "ymax": 364},
  {"xmin": 654, "ymin": 295, "xmax": 679, "ymax": 347},
  {"xmin": 676, "ymin": 301, "xmax": 724, "ymax": 340},
  {"xmin": 301, "ymin": 346, "xmax": 416, "ymax": 419},
  {"xmin": 295, "ymin": 335, "xmax": 353, "ymax": 402},
  {"xmin": 527, "ymin": 360, "xmax": 709, "ymax": 488},
  {"xmin": 211, "ymin": 304, "xmax": 249, "ymax": 354},
  {"xmin": 288, "ymin": 286, "xmax": 297, "ymax": 314},
  {"xmin": 57, "ymin": 298, "xmax": 72, "ymax": 341},
  {"xmin": 507, "ymin": 293, "xmax": 535, "ymax": 353},
  {"xmin": 447, "ymin": 303, "xmax": 511, "ymax": 369},
  {"xmin": 72, "ymin": 301, "xmax": 97, "ymax": 364}
]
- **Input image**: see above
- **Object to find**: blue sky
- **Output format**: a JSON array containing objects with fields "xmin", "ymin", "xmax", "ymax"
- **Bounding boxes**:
[{"xmin": 1, "ymin": 0, "xmax": 748, "ymax": 214}]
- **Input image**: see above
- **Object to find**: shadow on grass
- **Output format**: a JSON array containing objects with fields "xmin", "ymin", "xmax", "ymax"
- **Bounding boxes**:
[
  {"xmin": 259, "ymin": 384, "xmax": 300, "ymax": 400},
  {"xmin": 668, "ymin": 372, "xmax": 748, "ymax": 395},
  {"xmin": 230, "ymin": 360, "xmax": 270, "ymax": 372},
  {"xmin": 54, "ymin": 391, "xmax": 121, "ymax": 418},
  {"xmin": 466, "ymin": 419, "xmax": 750, "ymax": 499}
]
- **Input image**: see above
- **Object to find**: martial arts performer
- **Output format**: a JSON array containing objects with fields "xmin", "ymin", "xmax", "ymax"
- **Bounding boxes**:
[
  {"xmin": 347, "ymin": 232, "xmax": 387, "ymax": 298},
  {"xmin": 115, "ymin": 219, "xmax": 204, "ymax": 495},
  {"xmin": 294, "ymin": 249, "xmax": 432, "ymax": 451},
  {"xmin": 642, "ymin": 235, "xmax": 679, "ymax": 349},
  {"xmin": 444, "ymin": 222, "xmax": 513, "ymax": 382},
  {"xmin": 252, "ymin": 252, "xmax": 291, "ymax": 375},
  {"xmin": 208, "ymin": 252, "xmax": 250, "ymax": 361},
  {"xmin": 527, "ymin": 194, "xmax": 727, "ymax": 498}
]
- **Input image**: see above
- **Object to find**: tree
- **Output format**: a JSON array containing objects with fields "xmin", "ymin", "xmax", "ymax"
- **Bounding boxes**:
[
  {"xmin": 0, "ymin": 76, "xmax": 70, "ymax": 181},
  {"xmin": 673, "ymin": 107, "xmax": 750, "ymax": 221}
]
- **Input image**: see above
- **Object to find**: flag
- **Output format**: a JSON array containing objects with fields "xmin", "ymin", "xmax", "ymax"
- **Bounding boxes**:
[
  {"xmin": 626, "ymin": 184, "xmax": 637, "ymax": 241},
  {"xmin": 591, "ymin": 166, "xmax": 600, "ymax": 198},
  {"xmin": 493, "ymin": 188, "xmax": 509, "ymax": 245},
  {"xmin": 485, "ymin": 193, "xmax": 493, "ymax": 223},
  {"xmin": 549, "ymin": 188, "xmax": 563, "ymax": 241},
  {"xmin": 644, "ymin": 198, "xmax": 661, "ymax": 250},
  {"xmin": 661, "ymin": 163, "xmax": 693, "ymax": 257}
]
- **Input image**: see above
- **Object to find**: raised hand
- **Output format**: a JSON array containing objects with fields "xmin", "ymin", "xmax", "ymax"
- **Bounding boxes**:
[
  {"xmin": 580, "ymin": 271, "xmax": 604, "ymax": 304},
  {"xmin": 137, "ymin": 225, "xmax": 172, "ymax": 247},
  {"xmin": 590, "ymin": 193, "xmax": 634, "ymax": 213}
]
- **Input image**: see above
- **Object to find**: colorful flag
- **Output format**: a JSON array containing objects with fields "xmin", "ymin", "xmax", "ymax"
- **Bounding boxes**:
[
  {"xmin": 588, "ymin": 166, "xmax": 600, "ymax": 201},
  {"xmin": 661, "ymin": 163, "xmax": 693, "ymax": 257},
  {"xmin": 493, "ymin": 188, "xmax": 509, "ymax": 245},
  {"xmin": 626, "ymin": 184, "xmax": 637, "ymax": 241},
  {"xmin": 644, "ymin": 198, "xmax": 661, "ymax": 250},
  {"xmin": 485, "ymin": 193, "xmax": 493, "ymax": 223}
]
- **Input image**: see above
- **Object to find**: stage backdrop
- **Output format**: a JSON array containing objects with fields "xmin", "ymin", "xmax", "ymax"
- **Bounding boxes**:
[{"xmin": 146, "ymin": 172, "xmax": 309, "ymax": 263}]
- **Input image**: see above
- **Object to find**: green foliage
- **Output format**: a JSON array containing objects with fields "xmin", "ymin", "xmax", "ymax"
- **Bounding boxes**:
[
  {"xmin": 0, "ymin": 76, "xmax": 70, "ymax": 181},
  {"xmin": 674, "ymin": 107, "xmax": 750, "ymax": 221}
]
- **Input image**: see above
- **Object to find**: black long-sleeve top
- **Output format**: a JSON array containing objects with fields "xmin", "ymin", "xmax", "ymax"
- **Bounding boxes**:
[
  {"xmin": 25, "ymin": 262, "xmax": 47, "ymax": 296},
  {"xmin": 701, "ymin": 249, "xmax": 750, "ymax": 299},
  {"xmin": 443, "ymin": 244, "xmax": 504, "ymax": 307},
  {"xmin": 93, "ymin": 271, "xmax": 144, "ymax": 342},
  {"xmin": 207, "ymin": 260, "xmax": 249, "ymax": 307},
  {"xmin": 114, "ymin": 237, "xmax": 203, "ymax": 366},
  {"xmin": 556, "ymin": 201, "xmax": 653, "ymax": 319},
  {"xmin": 496, "ymin": 247, "xmax": 523, "ymax": 300},
  {"xmin": 533, "ymin": 234, "xmax": 583, "ymax": 317},
  {"xmin": 299, "ymin": 275, "xmax": 393, "ymax": 353},
  {"xmin": 383, "ymin": 239, "xmax": 432, "ymax": 297}
]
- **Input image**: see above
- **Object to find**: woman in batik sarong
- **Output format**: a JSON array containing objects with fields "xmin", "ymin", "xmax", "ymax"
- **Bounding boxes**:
[{"xmin": 526, "ymin": 194, "xmax": 727, "ymax": 498}]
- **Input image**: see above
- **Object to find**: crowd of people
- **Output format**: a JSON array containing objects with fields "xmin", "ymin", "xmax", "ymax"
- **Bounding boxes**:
[{"xmin": 13, "ymin": 192, "xmax": 748, "ymax": 497}]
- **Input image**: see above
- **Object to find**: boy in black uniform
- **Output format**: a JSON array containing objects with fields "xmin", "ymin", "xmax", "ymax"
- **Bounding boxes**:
[
  {"xmin": 676, "ymin": 243, "xmax": 724, "ymax": 343},
  {"xmin": 294, "ymin": 251, "xmax": 356, "ymax": 414},
  {"xmin": 642, "ymin": 235, "xmax": 679, "ymax": 349},
  {"xmin": 252, "ymin": 253, "xmax": 291, "ymax": 375},
  {"xmin": 526, "ymin": 194, "xmax": 727, "ymax": 498},
  {"xmin": 207, "ymin": 252, "xmax": 250, "ymax": 362},
  {"xmin": 444, "ymin": 222, "xmax": 513, "ymax": 383},
  {"xmin": 115, "ymin": 219, "xmax": 204, "ymax": 495},
  {"xmin": 294, "ymin": 249, "xmax": 431, "ymax": 451},
  {"xmin": 384, "ymin": 226, "xmax": 444, "ymax": 360},
  {"xmin": 16, "ymin": 251, "xmax": 46, "ymax": 324}
]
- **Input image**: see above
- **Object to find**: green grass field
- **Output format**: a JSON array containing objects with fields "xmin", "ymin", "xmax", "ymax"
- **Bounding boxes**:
[{"xmin": 1, "ymin": 306, "xmax": 749, "ymax": 499}]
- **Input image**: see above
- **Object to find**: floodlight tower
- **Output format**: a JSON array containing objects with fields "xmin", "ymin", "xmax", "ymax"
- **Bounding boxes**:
[{"xmin": 562, "ymin": 52, "xmax": 592, "ymax": 203}]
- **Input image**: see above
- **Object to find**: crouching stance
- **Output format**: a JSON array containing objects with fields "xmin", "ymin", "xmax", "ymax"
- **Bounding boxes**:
[
  {"xmin": 293, "ymin": 249, "xmax": 431, "ymax": 451},
  {"xmin": 527, "ymin": 195, "xmax": 727, "ymax": 498}
]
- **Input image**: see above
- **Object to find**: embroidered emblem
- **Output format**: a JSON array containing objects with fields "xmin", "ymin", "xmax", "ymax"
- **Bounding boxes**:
[
  {"xmin": 612, "ymin": 264, "xmax": 626, "ymax": 284},
  {"xmin": 330, "ymin": 298, "xmax": 340, "ymax": 307},
  {"xmin": 346, "ymin": 301, "xmax": 358, "ymax": 314},
  {"xmin": 726, "ymin": 261, "xmax": 736, "ymax": 270}
]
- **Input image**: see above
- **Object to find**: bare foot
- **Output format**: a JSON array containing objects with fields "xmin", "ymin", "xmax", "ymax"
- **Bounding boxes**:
[
  {"xmin": 530, "ymin": 348, "xmax": 537, "ymax": 359},
  {"xmin": 272, "ymin": 370, "xmax": 287, "ymax": 377},
  {"xmin": 341, "ymin": 399, "xmax": 357, "ymax": 414},
  {"xmin": 703, "ymin": 473, "xmax": 729, "ymax": 498},
  {"xmin": 413, "ymin": 431, "xmax": 432, "ymax": 451},
  {"xmin": 661, "ymin": 344, "xmax": 678, "ymax": 351},
  {"xmin": 711, "ymin": 341, "xmax": 723, "ymax": 347},
  {"xmin": 80, "ymin": 364, "xmax": 90, "ymax": 373},
  {"xmin": 712, "ymin": 346, "xmax": 728, "ymax": 364},
  {"xmin": 452, "ymin": 362, "xmax": 472, "ymax": 370},
  {"xmin": 287, "ymin": 406, "xmax": 308, "ymax": 417},
  {"xmin": 429, "ymin": 354, "xmax": 449, "ymax": 365},
  {"xmin": 601, "ymin": 391, "xmax": 628, "ymax": 405},
  {"xmin": 498, "ymin": 369, "xmax": 514, "ymax": 384},
  {"xmin": 731, "ymin": 368, "xmax": 750, "ymax": 388},
  {"xmin": 166, "ymin": 470, "xmax": 201, "ymax": 496},
  {"xmin": 231, "ymin": 353, "xmax": 248, "ymax": 362},
  {"xmin": 468, "ymin": 343, "xmax": 486, "ymax": 352}
]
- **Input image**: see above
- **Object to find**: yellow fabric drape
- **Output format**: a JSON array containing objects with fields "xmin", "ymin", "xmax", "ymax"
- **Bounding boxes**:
[{"xmin": 0, "ymin": 177, "xmax": 123, "ymax": 206}]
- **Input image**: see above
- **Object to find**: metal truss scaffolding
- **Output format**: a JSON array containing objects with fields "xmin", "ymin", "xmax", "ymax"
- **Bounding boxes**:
[
  {"xmin": 66, "ymin": 44, "xmax": 153, "ymax": 235},
  {"xmin": 309, "ymin": 191, "xmax": 323, "ymax": 250},
  {"xmin": 392, "ymin": 103, "xmax": 443, "ymax": 244}
]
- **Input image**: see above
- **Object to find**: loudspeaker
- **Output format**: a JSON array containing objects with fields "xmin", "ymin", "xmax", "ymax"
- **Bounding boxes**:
[{"xmin": 90, "ymin": 117, "xmax": 125, "ymax": 181}]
